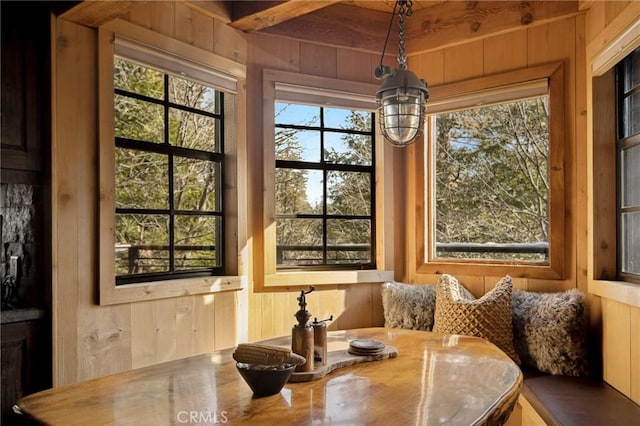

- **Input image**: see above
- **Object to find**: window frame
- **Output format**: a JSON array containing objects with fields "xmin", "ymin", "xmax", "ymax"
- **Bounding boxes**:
[
  {"xmin": 416, "ymin": 63, "xmax": 566, "ymax": 279},
  {"xmin": 97, "ymin": 20, "xmax": 246, "ymax": 305},
  {"xmin": 588, "ymin": 15, "xmax": 640, "ymax": 306},
  {"xmin": 274, "ymin": 103, "xmax": 377, "ymax": 270},
  {"xmin": 113, "ymin": 57, "xmax": 226, "ymax": 284},
  {"xmin": 615, "ymin": 48, "xmax": 640, "ymax": 284},
  {"xmin": 261, "ymin": 69, "xmax": 395, "ymax": 288}
]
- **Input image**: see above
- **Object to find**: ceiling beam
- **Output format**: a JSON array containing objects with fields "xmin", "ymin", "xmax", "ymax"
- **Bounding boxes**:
[
  {"xmin": 405, "ymin": 0, "xmax": 581, "ymax": 55},
  {"xmin": 229, "ymin": 1, "xmax": 341, "ymax": 32},
  {"xmin": 257, "ymin": 3, "xmax": 398, "ymax": 55},
  {"xmin": 59, "ymin": 0, "xmax": 150, "ymax": 27}
]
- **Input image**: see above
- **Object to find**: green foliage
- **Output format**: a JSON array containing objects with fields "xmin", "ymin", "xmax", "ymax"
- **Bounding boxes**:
[
  {"xmin": 275, "ymin": 108, "xmax": 373, "ymax": 265},
  {"xmin": 113, "ymin": 58, "xmax": 222, "ymax": 275},
  {"xmin": 435, "ymin": 97, "xmax": 549, "ymax": 261}
]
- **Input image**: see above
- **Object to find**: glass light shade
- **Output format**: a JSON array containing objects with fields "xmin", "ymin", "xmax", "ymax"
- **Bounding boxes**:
[
  {"xmin": 378, "ymin": 89, "xmax": 426, "ymax": 145},
  {"xmin": 376, "ymin": 68, "xmax": 429, "ymax": 147}
]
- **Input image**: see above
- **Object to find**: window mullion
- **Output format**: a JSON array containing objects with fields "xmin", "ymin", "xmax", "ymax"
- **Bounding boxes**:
[
  {"xmin": 369, "ymin": 111, "xmax": 377, "ymax": 264},
  {"xmin": 165, "ymin": 74, "xmax": 175, "ymax": 273},
  {"xmin": 218, "ymin": 91, "xmax": 225, "ymax": 275},
  {"xmin": 321, "ymin": 107, "xmax": 328, "ymax": 265}
]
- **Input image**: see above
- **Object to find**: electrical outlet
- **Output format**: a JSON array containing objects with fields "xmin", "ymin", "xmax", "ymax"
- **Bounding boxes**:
[{"xmin": 9, "ymin": 256, "xmax": 19, "ymax": 280}]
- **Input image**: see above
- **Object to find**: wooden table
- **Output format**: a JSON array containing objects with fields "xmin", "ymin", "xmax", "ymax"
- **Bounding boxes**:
[{"xmin": 15, "ymin": 328, "xmax": 522, "ymax": 425}]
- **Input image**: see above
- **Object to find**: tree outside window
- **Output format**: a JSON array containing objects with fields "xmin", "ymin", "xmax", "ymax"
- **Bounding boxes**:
[
  {"xmin": 274, "ymin": 103, "xmax": 375, "ymax": 268},
  {"xmin": 432, "ymin": 96, "xmax": 550, "ymax": 263},
  {"xmin": 113, "ymin": 58, "xmax": 224, "ymax": 284}
]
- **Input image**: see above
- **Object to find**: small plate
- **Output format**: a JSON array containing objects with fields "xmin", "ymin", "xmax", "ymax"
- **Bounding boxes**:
[
  {"xmin": 348, "ymin": 347, "xmax": 385, "ymax": 356},
  {"xmin": 349, "ymin": 339, "xmax": 385, "ymax": 351}
]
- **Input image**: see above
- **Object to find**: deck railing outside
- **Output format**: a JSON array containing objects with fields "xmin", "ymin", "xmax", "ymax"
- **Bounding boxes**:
[{"xmin": 116, "ymin": 242, "xmax": 549, "ymax": 274}]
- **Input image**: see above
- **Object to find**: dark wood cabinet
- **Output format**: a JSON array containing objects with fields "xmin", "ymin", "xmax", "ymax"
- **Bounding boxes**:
[
  {"xmin": 1, "ymin": 312, "xmax": 48, "ymax": 424},
  {"xmin": 1, "ymin": 1, "xmax": 50, "ymax": 181},
  {"xmin": 0, "ymin": 0, "xmax": 54, "ymax": 425},
  {"xmin": 1, "ymin": 4, "xmax": 53, "ymax": 424}
]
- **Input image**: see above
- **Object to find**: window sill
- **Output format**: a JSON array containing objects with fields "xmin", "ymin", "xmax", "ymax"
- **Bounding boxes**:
[
  {"xmin": 99, "ymin": 275, "xmax": 245, "ymax": 306},
  {"xmin": 589, "ymin": 279, "xmax": 640, "ymax": 308},
  {"xmin": 417, "ymin": 261, "xmax": 562, "ymax": 280},
  {"xmin": 262, "ymin": 269, "xmax": 394, "ymax": 288}
]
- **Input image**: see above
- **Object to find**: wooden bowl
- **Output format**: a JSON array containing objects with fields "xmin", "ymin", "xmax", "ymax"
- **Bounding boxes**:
[{"xmin": 236, "ymin": 362, "xmax": 295, "ymax": 397}]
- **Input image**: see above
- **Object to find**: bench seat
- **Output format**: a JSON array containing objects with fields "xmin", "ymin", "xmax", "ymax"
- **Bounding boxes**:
[{"xmin": 520, "ymin": 371, "xmax": 640, "ymax": 426}]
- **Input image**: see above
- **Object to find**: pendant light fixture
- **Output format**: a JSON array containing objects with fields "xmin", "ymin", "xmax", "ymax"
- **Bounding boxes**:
[{"xmin": 375, "ymin": 0, "xmax": 429, "ymax": 147}]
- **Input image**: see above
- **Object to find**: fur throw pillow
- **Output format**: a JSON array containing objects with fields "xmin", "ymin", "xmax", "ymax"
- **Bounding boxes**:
[
  {"xmin": 512, "ymin": 289, "xmax": 588, "ymax": 376},
  {"xmin": 433, "ymin": 275, "xmax": 520, "ymax": 365},
  {"xmin": 381, "ymin": 281, "xmax": 436, "ymax": 330}
]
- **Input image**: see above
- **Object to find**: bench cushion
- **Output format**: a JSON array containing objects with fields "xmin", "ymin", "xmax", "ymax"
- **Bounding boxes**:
[{"xmin": 522, "ymin": 373, "xmax": 640, "ymax": 426}]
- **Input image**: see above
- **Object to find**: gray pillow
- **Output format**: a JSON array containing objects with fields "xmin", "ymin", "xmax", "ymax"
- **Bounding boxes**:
[
  {"xmin": 512, "ymin": 289, "xmax": 589, "ymax": 376},
  {"xmin": 381, "ymin": 281, "xmax": 436, "ymax": 330}
]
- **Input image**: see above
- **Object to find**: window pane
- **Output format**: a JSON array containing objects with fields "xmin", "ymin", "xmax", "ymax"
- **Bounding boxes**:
[
  {"xmin": 113, "ymin": 55, "xmax": 227, "ymax": 284},
  {"xmin": 433, "ymin": 96, "xmax": 549, "ymax": 263},
  {"xmin": 623, "ymin": 47, "xmax": 640, "ymax": 93},
  {"xmin": 327, "ymin": 219, "xmax": 371, "ymax": 264},
  {"xmin": 115, "ymin": 214, "xmax": 169, "ymax": 275},
  {"xmin": 275, "ymin": 103, "xmax": 320, "ymax": 126},
  {"xmin": 114, "ymin": 58, "xmax": 163, "ymax": 99},
  {"xmin": 275, "ymin": 129, "xmax": 320, "ymax": 162},
  {"xmin": 115, "ymin": 148, "xmax": 168, "ymax": 209},
  {"xmin": 174, "ymin": 215, "xmax": 219, "ymax": 270},
  {"xmin": 276, "ymin": 218, "xmax": 323, "ymax": 265},
  {"xmin": 621, "ymin": 212, "xmax": 640, "ymax": 274},
  {"xmin": 174, "ymin": 157, "xmax": 220, "ymax": 212},
  {"xmin": 273, "ymin": 101, "xmax": 375, "ymax": 269},
  {"xmin": 169, "ymin": 108, "xmax": 220, "ymax": 152},
  {"xmin": 324, "ymin": 132, "xmax": 372, "ymax": 166},
  {"xmin": 623, "ymin": 91, "xmax": 640, "ymax": 138},
  {"xmin": 115, "ymin": 94, "xmax": 164, "ymax": 143},
  {"xmin": 168, "ymin": 75, "xmax": 219, "ymax": 114},
  {"xmin": 327, "ymin": 171, "xmax": 370, "ymax": 215},
  {"xmin": 276, "ymin": 168, "xmax": 322, "ymax": 214},
  {"xmin": 622, "ymin": 145, "xmax": 640, "ymax": 207},
  {"xmin": 324, "ymin": 108, "xmax": 371, "ymax": 131}
]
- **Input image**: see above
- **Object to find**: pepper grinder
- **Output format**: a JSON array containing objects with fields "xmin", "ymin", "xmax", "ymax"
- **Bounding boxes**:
[
  {"xmin": 312, "ymin": 315, "xmax": 333, "ymax": 366},
  {"xmin": 291, "ymin": 286, "xmax": 315, "ymax": 372}
]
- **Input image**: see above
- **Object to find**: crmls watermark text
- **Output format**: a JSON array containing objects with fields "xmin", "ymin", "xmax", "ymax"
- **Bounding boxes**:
[{"xmin": 176, "ymin": 410, "xmax": 228, "ymax": 424}]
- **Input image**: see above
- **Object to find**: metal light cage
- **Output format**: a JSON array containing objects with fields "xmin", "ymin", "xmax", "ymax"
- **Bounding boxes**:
[
  {"xmin": 374, "ymin": 0, "xmax": 429, "ymax": 147},
  {"xmin": 376, "ymin": 68, "xmax": 428, "ymax": 146}
]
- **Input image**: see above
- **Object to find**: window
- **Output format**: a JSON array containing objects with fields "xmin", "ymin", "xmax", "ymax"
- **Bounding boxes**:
[
  {"xmin": 616, "ymin": 47, "xmax": 640, "ymax": 282},
  {"xmin": 274, "ymin": 103, "xmax": 375, "ymax": 269},
  {"xmin": 261, "ymin": 69, "xmax": 395, "ymax": 287},
  {"xmin": 418, "ymin": 63, "xmax": 565, "ymax": 279},
  {"xmin": 113, "ymin": 57, "xmax": 224, "ymax": 284},
  {"xmin": 431, "ymin": 96, "xmax": 549, "ymax": 262},
  {"xmin": 98, "ymin": 21, "xmax": 245, "ymax": 304}
]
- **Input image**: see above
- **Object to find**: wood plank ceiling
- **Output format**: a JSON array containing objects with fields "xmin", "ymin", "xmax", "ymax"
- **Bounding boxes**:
[{"xmin": 61, "ymin": 1, "xmax": 580, "ymax": 55}]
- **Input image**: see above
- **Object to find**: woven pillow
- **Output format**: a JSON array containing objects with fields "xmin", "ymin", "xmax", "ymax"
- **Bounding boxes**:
[
  {"xmin": 512, "ymin": 289, "xmax": 588, "ymax": 376},
  {"xmin": 433, "ymin": 275, "xmax": 520, "ymax": 364},
  {"xmin": 381, "ymin": 281, "xmax": 436, "ymax": 330}
]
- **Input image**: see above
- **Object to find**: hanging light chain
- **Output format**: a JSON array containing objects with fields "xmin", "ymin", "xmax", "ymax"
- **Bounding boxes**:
[{"xmin": 397, "ymin": 0, "xmax": 413, "ymax": 70}]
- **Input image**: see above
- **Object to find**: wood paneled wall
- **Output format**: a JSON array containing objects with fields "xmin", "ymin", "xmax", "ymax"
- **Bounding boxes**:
[
  {"xmin": 52, "ymin": 1, "xmax": 640, "ymax": 401},
  {"xmin": 52, "ymin": 3, "xmax": 243, "ymax": 386},
  {"xmin": 52, "ymin": 2, "xmax": 387, "ymax": 385},
  {"xmin": 243, "ymin": 33, "xmax": 387, "ymax": 342},
  {"xmin": 584, "ymin": 0, "xmax": 640, "ymax": 404},
  {"xmin": 405, "ymin": 15, "xmax": 587, "ymax": 297}
]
